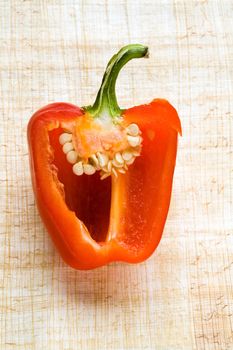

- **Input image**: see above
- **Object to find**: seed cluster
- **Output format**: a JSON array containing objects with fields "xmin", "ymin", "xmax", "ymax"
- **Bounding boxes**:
[{"xmin": 59, "ymin": 123, "xmax": 142, "ymax": 180}]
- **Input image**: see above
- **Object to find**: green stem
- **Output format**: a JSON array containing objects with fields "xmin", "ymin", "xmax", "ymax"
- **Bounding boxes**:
[{"xmin": 84, "ymin": 44, "xmax": 148, "ymax": 120}]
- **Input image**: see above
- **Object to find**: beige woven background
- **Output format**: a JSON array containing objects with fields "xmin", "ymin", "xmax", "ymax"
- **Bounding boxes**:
[{"xmin": 0, "ymin": 1, "xmax": 233, "ymax": 349}]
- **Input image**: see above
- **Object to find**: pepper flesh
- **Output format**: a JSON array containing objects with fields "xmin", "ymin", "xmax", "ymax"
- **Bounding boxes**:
[{"xmin": 28, "ymin": 45, "xmax": 181, "ymax": 270}]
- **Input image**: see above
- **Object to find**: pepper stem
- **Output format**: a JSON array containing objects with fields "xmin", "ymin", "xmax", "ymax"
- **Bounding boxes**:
[{"xmin": 85, "ymin": 44, "xmax": 148, "ymax": 119}]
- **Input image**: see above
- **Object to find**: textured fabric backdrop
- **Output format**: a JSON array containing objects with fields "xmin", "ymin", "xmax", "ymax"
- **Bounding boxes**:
[{"xmin": 0, "ymin": 1, "xmax": 233, "ymax": 349}]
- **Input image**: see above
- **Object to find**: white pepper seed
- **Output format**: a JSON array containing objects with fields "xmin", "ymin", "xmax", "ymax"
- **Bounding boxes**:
[
  {"xmin": 66, "ymin": 150, "xmax": 78, "ymax": 164},
  {"xmin": 112, "ymin": 159, "xmax": 123, "ymax": 168},
  {"xmin": 112, "ymin": 168, "xmax": 118, "ymax": 177},
  {"xmin": 125, "ymin": 157, "xmax": 135, "ymax": 165},
  {"xmin": 100, "ymin": 172, "xmax": 111, "ymax": 180},
  {"xmin": 127, "ymin": 135, "xmax": 141, "ymax": 147},
  {"xmin": 107, "ymin": 161, "xmax": 112, "ymax": 172},
  {"xmin": 122, "ymin": 150, "xmax": 133, "ymax": 161},
  {"xmin": 97, "ymin": 152, "xmax": 108, "ymax": 168},
  {"xmin": 115, "ymin": 152, "xmax": 124, "ymax": 164},
  {"xmin": 73, "ymin": 162, "xmax": 84, "ymax": 176},
  {"xmin": 59, "ymin": 132, "xmax": 72, "ymax": 145},
  {"xmin": 62, "ymin": 142, "xmax": 74, "ymax": 154},
  {"xmin": 126, "ymin": 123, "xmax": 140, "ymax": 136},
  {"xmin": 83, "ymin": 164, "xmax": 96, "ymax": 175},
  {"xmin": 118, "ymin": 168, "xmax": 126, "ymax": 174}
]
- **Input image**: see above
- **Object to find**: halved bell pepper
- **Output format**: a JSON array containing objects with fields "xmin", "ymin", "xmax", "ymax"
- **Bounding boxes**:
[{"xmin": 28, "ymin": 44, "xmax": 181, "ymax": 270}]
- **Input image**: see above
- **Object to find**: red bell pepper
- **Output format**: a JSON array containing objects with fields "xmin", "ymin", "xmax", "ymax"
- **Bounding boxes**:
[{"xmin": 28, "ymin": 44, "xmax": 181, "ymax": 270}]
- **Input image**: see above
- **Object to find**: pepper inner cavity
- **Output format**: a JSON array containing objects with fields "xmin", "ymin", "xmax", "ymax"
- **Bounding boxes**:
[
  {"xmin": 59, "ymin": 119, "xmax": 142, "ymax": 180},
  {"xmin": 49, "ymin": 127, "xmax": 111, "ymax": 243}
]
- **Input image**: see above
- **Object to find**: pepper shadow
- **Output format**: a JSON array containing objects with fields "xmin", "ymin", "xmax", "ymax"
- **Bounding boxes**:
[{"xmin": 55, "ymin": 255, "xmax": 149, "ymax": 306}]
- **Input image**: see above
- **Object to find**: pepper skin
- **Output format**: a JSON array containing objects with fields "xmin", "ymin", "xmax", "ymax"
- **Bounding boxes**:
[{"xmin": 28, "ymin": 44, "xmax": 181, "ymax": 270}]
